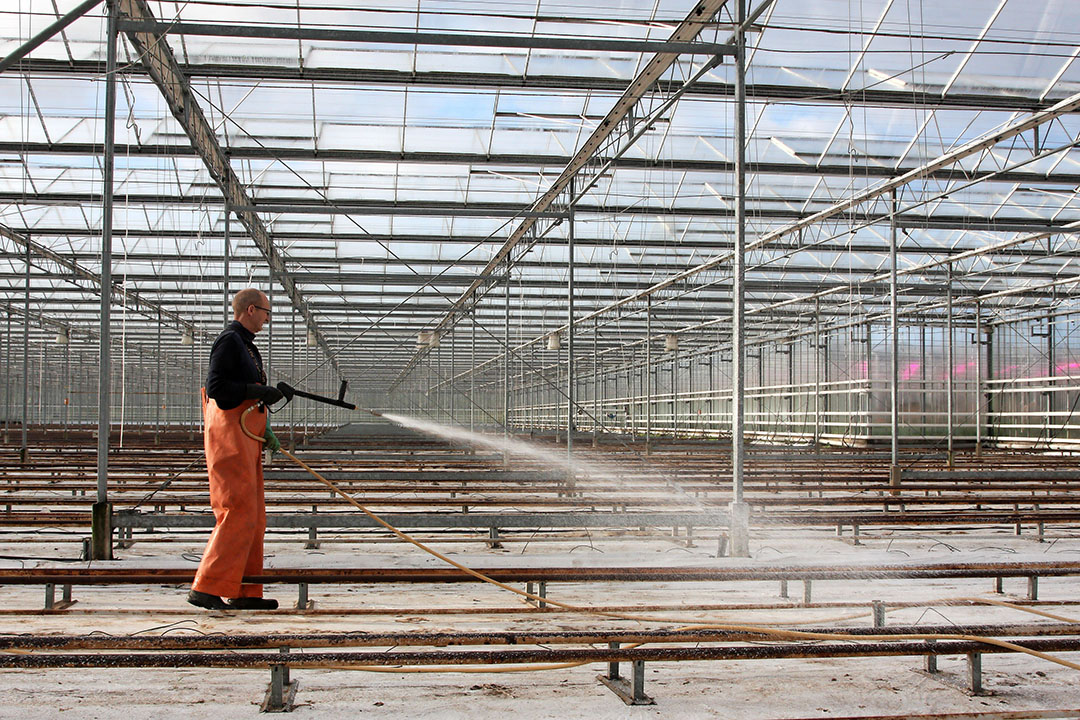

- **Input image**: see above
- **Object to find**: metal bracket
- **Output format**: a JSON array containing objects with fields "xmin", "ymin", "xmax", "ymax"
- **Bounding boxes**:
[
  {"xmin": 261, "ymin": 648, "xmax": 298, "ymax": 712},
  {"xmin": 597, "ymin": 643, "xmax": 655, "ymax": 706},
  {"xmin": 294, "ymin": 582, "xmax": 313, "ymax": 610},
  {"xmin": 304, "ymin": 505, "xmax": 319, "ymax": 549},
  {"xmin": 44, "ymin": 583, "xmax": 76, "ymax": 611},
  {"xmin": 872, "ymin": 600, "xmax": 885, "ymax": 628},
  {"xmin": 916, "ymin": 650, "xmax": 991, "ymax": 696},
  {"xmin": 525, "ymin": 580, "xmax": 547, "ymax": 608}
]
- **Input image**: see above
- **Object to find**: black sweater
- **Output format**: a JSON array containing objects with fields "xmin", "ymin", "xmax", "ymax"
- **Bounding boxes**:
[{"xmin": 205, "ymin": 321, "xmax": 266, "ymax": 410}]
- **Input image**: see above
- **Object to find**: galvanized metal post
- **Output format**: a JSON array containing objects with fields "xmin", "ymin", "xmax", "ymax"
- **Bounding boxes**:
[
  {"xmin": 21, "ymin": 234, "xmax": 30, "ymax": 464},
  {"xmin": 450, "ymin": 325, "xmax": 456, "ymax": 425},
  {"xmin": 975, "ymin": 302, "xmax": 983, "ymax": 457},
  {"xmin": 814, "ymin": 298, "xmax": 821, "ymax": 445},
  {"xmin": 504, "ymin": 264, "xmax": 510, "ymax": 454},
  {"xmin": 189, "ymin": 335, "xmax": 195, "ymax": 439},
  {"xmin": 946, "ymin": 267, "xmax": 954, "ymax": 467},
  {"xmin": 889, "ymin": 189, "xmax": 900, "ymax": 489},
  {"xmin": 920, "ymin": 322, "xmax": 927, "ymax": 433},
  {"xmin": 567, "ymin": 177, "xmax": 575, "ymax": 472},
  {"xmin": 645, "ymin": 294, "xmax": 652, "ymax": 455},
  {"xmin": 92, "ymin": 0, "xmax": 118, "ymax": 560},
  {"xmin": 222, "ymin": 206, "xmax": 230, "ymax": 327},
  {"xmin": 4, "ymin": 305, "xmax": 10, "ymax": 442},
  {"xmin": 687, "ymin": 343, "xmax": 694, "ymax": 436},
  {"xmin": 788, "ymin": 337, "xmax": 795, "ymax": 432},
  {"xmin": 63, "ymin": 337, "xmax": 70, "ymax": 439},
  {"xmin": 756, "ymin": 345, "xmax": 763, "ymax": 438},
  {"xmin": 155, "ymin": 310, "xmax": 161, "ymax": 444},
  {"xmin": 1046, "ymin": 302, "xmax": 1055, "ymax": 443},
  {"xmin": 862, "ymin": 321, "xmax": 871, "ymax": 441},
  {"xmin": 470, "ymin": 308, "xmax": 476, "ymax": 433},
  {"xmin": 289, "ymin": 305, "xmax": 295, "ymax": 448},
  {"xmin": 266, "ymin": 283, "xmax": 272, "ymax": 382},
  {"xmin": 985, "ymin": 321, "xmax": 994, "ymax": 446},
  {"xmin": 728, "ymin": 0, "xmax": 749, "ymax": 557},
  {"xmin": 672, "ymin": 339, "xmax": 679, "ymax": 437},
  {"xmin": 592, "ymin": 319, "xmax": 599, "ymax": 446}
]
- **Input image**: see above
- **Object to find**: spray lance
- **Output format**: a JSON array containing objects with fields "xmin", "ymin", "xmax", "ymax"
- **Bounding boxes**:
[
  {"xmin": 270, "ymin": 379, "xmax": 382, "ymax": 417},
  {"xmin": 275, "ymin": 379, "xmax": 354, "ymax": 411}
]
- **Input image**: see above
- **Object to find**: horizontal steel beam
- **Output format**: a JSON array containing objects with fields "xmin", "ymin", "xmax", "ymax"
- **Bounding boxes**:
[
  {"xmin": 116, "ymin": 510, "xmax": 724, "ymax": 530},
  {"xmin": 11, "ymin": 141, "xmax": 1080, "ymax": 186},
  {"xmin": 116, "ymin": 20, "xmax": 735, "ymax": 55},
  {"xmin": 14, "ymin": 59, "xmax": 1071, "ymax": 112},
  {"xmin": 230, "ymin": 203, "xmax": 567, "ymax": 218},
  {"xmin": 5, "ymin": 639, "xmax": 1080, "ymax": 669},
  {"xmin": 6, "ymin": 559, "xmax": 1077, "ymax": 583},
  {"xmin": 11, "ymin": 228, "xmax": 1080, "ymax": 259},
  {"xmin": 8, "ymin": 192, "xmax": 1077, "ymax": 232},
  {"xmin": 5, "ymin": 622, "xmax": 1073, "ymax": 651}
]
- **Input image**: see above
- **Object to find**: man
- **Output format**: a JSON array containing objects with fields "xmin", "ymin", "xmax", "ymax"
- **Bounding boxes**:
[{"xmin": 188, "ymin": 288, "xmax": 283, "ymax": 611}]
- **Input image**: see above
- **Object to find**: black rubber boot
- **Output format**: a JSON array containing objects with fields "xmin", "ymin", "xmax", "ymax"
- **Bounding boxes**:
[
  {"xmin": 228, "ymin": 597, "xmax": 279, "ymax": 610},
  {"xmin": 187, "ymin": 590, "xmax": 229, "ymax": 610}
]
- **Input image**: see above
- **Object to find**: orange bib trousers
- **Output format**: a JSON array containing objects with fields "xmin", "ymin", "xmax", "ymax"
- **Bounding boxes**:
[{"xmin": 191, "ymin": 390, "xmax": 267, "ymax": 599}]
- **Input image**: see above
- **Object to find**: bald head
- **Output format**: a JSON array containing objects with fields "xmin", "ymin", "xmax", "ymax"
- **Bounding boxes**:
[
  {"xmin": 232, "ymin": 288, "xmax": 265, "ymax": 317},
  {"xmin": 232, "ymin": 288, "xmax": 270, "ymax": 334}
]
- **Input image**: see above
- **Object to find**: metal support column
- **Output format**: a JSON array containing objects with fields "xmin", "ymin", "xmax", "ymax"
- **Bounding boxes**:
[
  {"xmin": 3, "ymin": 305, "xmax": 10, "ymax": 442},
  {"xmin": 975, "ymin": 302, "xmax": 983, "ymax": 457},
  {"xmin": 865, "ymin": 321, "xmax": 873, "ymax": 442},
  {"xmin": 92, "ymin": 1, "xmax": 118, "ymax": 560},
  {"xmin": 645, "ymin": 294, "xmax": 652, "ymax": 455},
  {"xmin": 889, "ymin": 189, "xmax": 900, "ymax": 492},
  {"xmin": 503, "ymin": 265, "xmax": 511, "ymax": 456},
  {"xmin": 222, "ymin": 205, "xmax": 230, "ymax": 327},
  {"xmin": 592, "ymin": 320, "xmax": 599, "ymax": 446},
  {"xmin": 21, "ymin": 234, "xmax": 30, "ymax": 464},
  {"xmin": 920, "ymin": 322, "xmax": 927, "ymax": 433},
  {"xmin": 266, "ymin": 283, "xmax": 273, "ymax": 382},
  {"xmin": 1046, "ymin": 301, "xmax": 1056, "ymax": 444},
  {"xmin": 289, "ymin": 305, "xmax": 295, "ymax": 449},
  {"xmin": 814, "ymin": 298, "xmax": 821, "ymax": 445},
  {"xmin": 729, "ymin": 0, "xmax": 750, "ymax": 557},
  {"xmin": 787, "ymin": 340, "xmax": 795, "ymax": 432},
  {"xmin": 566, "ymin": 178, "xmax": 575, "ymax": 481},
  {"xmin": 63, "ymin": 337, "xmax": 70, "ymax": 439},
  {"xmin": 946, "ymin": 267, "xmax": 954, "ymax": 468},
  {"xmin": 986, "ymin": 322, "xmax": 995, "ymax": 446},
  {"xmin": 470, "ymin": 309, "xmax": 476, "ymax": 433},
  {"xmin": 756, "ymin": 346, "xmax": 763, "ymax": 438},
  {"xmin": 688, "ymin": 344, "xmax": 694, "ymax": 437},
  {"xmin": 673, "ymin": 340, "xmax": 679, "ymax": 437},
  {"xmin": 154, "ymin": 310, "xmax": 161, "ymax": 444},
  {"xmin": 189, "ymin": 335, "xmax": 195, "ymax": 439}
]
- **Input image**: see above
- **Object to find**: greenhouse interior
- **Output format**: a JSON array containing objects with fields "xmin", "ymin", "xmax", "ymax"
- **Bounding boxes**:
[{"xmin": 1, "ymin": 0, "xmax": 1080, "ymax": 717}]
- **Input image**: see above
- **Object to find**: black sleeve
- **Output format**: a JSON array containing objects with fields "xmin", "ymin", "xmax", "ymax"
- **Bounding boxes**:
[{"xmin": 205, "ymin": 333, "xmax": 248, "ymax": 410}]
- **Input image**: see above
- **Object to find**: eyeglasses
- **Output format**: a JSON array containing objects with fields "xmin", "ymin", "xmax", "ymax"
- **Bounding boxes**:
[{"xmin": 253, "ymin": 305, "xmax": 272, "ymax": 316}]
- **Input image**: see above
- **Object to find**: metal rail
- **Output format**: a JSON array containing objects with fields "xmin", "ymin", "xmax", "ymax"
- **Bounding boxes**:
[
  {"xmin": 2, "ymin": 622, "xmax": 1076, "ymax": 651},
  {"xmin": 1, "ymin": 560, "xmax": 1076, "ymax": 586},
  {"xmin": 3, "ymin": 638, "xmax": 1080, "ymax": 669}
]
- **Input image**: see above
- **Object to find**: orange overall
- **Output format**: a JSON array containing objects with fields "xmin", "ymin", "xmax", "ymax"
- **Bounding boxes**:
[{"xmin": 191, "ymin": 389, "xmax": 267, "ymax": 599}]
